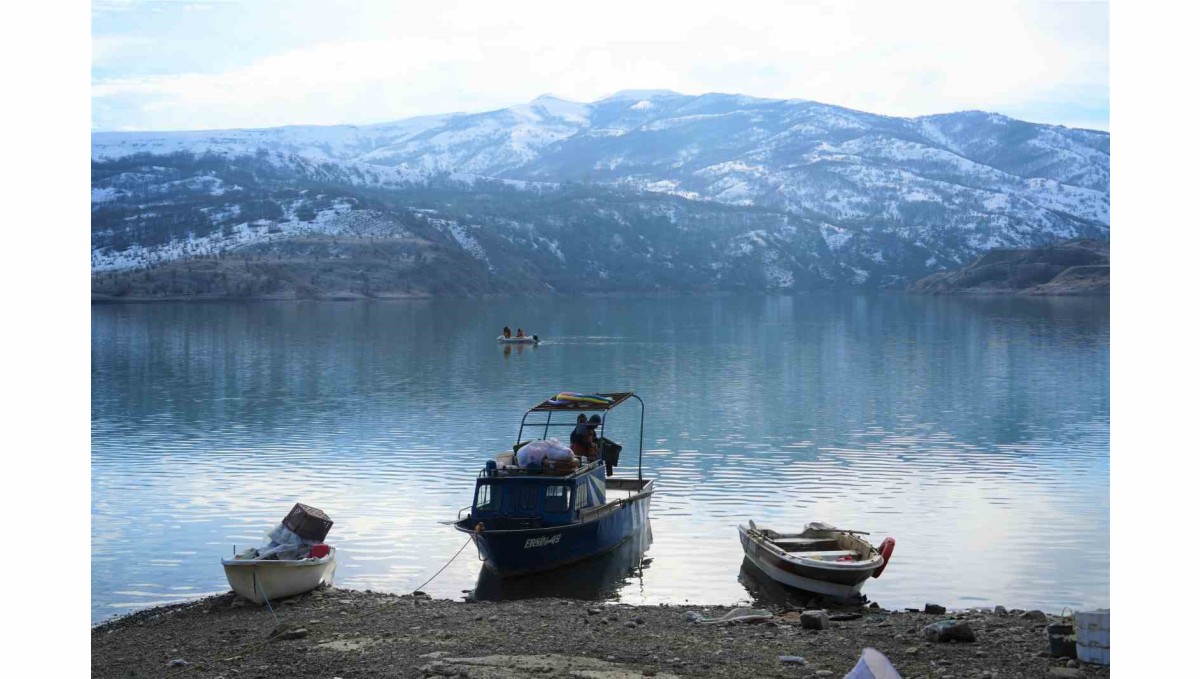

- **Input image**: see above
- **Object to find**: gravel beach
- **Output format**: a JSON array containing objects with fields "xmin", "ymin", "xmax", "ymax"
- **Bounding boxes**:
[{"xmin": 91, "ymin": 588, "xmax": 1110, "ymax": 678}]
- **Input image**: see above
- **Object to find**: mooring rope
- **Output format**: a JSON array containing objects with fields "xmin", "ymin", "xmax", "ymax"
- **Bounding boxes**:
[{"xmin": 411, "ymin": 534, "xmax": 474, "ymax": 594}]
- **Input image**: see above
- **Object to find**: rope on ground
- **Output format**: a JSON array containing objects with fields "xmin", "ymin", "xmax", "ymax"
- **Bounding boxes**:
[
  {"xmin": 411, "ymin": 534, "xmax": 474, "ymax": 594},
  {"xmin": 311, "ymin": 534, "xmax": 475, "ymax": 631}
]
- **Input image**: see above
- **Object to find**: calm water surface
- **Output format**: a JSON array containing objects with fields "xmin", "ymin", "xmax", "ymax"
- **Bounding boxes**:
[{"xmin": 91, "ymin": 295, "xmax": 1109, "ymax": 622}]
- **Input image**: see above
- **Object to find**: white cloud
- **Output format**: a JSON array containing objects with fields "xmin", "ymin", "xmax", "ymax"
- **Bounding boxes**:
[
  {"xmin": 92, "ymin": 35, "xmax": 157, "ymax": 67},
  {"xmin": 92, "ymin": 0, "xmax": 1109, "ymax": 131}
]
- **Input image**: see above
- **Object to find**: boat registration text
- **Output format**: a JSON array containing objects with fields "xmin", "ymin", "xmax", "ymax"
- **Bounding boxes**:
[{"xmin": 524, "ymin": 534, "xmax": 562, "ymax": 549}]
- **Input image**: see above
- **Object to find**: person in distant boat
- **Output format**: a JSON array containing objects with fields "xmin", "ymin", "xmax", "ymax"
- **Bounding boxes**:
[
  {"xmin": 502, "ymin": 326, "xmax": 512, "ymax": 338},
  {"xmin": 516, "ymin": 328, "xmax": 525, "ymax": 338}
]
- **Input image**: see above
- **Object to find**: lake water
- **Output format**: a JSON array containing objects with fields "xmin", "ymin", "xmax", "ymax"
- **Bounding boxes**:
[{"xmin": 91, "ymin": 295, "xmax": 1109, "ymax": 623}]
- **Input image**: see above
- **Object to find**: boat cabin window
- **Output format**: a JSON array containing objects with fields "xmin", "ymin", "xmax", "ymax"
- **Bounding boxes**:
[
  {"xmin": 544, "ymin": 485, "xmax": 569, "ymax": 512},
  {"xmin": 575, "ymin": 483, "xmax": 588, "ymax": 510},
  {"xmin": 475, "ymin": 483, "xmax": 499, "ymax": 512},
  {"xmin": 516, "ymin": 485, "xmax": 539, "ymax": 512}
]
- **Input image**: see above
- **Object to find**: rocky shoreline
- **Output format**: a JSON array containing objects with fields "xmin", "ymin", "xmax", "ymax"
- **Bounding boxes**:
[
  {"xmin": 92, "ymin": 589, "xmax": 1109, "ymax": 678},
  {"xmin": 907, "ymin": 239, "xmax": 1109, "ymax": 296}
]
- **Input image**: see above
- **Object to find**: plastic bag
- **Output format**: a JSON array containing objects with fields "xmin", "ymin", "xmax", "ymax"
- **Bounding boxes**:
[
  {"xmin": 257, "ymin": 523, "xmax": 308, "ymax": 560},
  {"xmin": 516, "ymin": 437, "xmax": 573, "ymax": 467},
  {"xmin": 544, "ymin": 439, "xmax": 574, "ymax": 461},
  {"xmin": 843, "ymin": 648, "xmax": 901, "ymax": 679}
]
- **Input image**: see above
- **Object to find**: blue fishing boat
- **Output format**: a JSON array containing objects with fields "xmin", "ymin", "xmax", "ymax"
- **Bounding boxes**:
[{"xmin": 453, "ymin": 391, "xmax": 654, "ymax": 576}]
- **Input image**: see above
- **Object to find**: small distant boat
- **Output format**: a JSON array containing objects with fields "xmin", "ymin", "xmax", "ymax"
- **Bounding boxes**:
[
  {"xmin": 221, "ymin": 549, "xmax": 337, "ymax": 605},
  {"xmin": 738, "ymin": 521, "xmax": 894, "ymax": 600},
  {"xmin": 497, "ymin": 334, "xmax": 539, "ymax": 344}
]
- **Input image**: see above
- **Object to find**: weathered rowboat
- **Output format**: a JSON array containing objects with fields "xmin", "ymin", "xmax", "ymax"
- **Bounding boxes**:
[
  {"xmin": 454, "ymin": 391, "xmax": 653, "ymax": 576},
  {"xmin": 738, "ymin": 521, "xmax": 894, "ymax": 600},
  {"xmin": 221, "ymin": 550, "xmax": 337, "ymax": 605}
]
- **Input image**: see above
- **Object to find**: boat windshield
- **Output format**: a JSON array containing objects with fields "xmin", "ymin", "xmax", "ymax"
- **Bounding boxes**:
[
  {"xmin": 476, "ymin": 483, "xmax": 499, "ymax": 512},
  {"xmin": 474, "ymin": 480, "xmax": 575, "ymax": 516},
  {"xmin": 544, "ymin": 485, "xmax": 569, "ymax": 512}
]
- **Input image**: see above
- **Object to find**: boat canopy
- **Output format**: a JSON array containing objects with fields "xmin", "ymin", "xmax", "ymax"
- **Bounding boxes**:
[
  {"xmin": 529, "ymin": 391, "xmax": 637, "ymax": 412},
  {"xmin": 517, "ymin": 391, "xmax": 645, "ymax": 482}
]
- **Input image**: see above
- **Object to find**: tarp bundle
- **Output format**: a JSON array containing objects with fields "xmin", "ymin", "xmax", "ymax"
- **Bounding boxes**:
[
  {"xmin": 515, "ymin": 437, "xmax": 574, "ymax": 468},
  {"xmin": 255, "ymin": 523, "xmax": 314, "ymax": 560}
]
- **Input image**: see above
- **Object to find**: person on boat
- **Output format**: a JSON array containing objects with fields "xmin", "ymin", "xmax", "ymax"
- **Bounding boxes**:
[
  {"xmin": 516, "ymin": 328, "xmax": 525, "ymax": 338},
  {"xmin": 502, "ymin": 326, "xmax": 512, "ymax": 338},
  {"xmin": 570, "ymin": 414, "xmax": 602, "ymax": 461}
]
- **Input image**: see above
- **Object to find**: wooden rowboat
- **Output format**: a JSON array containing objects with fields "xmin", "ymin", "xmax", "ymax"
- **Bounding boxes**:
[{"xmin": 738, "ymin": 521, "xmax": 894, "ymax": 600}]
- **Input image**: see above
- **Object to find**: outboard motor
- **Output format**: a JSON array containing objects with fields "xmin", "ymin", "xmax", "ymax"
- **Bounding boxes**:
[{"xmin": 599, "ymin": 438, "xmax": 622, "ymax": 476}]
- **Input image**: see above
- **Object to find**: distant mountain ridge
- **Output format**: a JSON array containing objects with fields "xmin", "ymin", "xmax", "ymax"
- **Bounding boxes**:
[{"xmin": 91, "ymin": 91, "xmax": 1109, "ymax": 299}]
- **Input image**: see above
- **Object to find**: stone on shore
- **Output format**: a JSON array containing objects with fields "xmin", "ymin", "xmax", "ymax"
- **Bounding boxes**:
[
  {"xmin": 924, "ymin": 603, "xmax": 947, "ymax": 615},
  {"xmin": 1020, "ymin": 610, "xmax": 1047, "ymax": 621},
  {"xmin": 923, "ymin": 620, "xmax": 977, "ymax": 643},
  {"xmin": 994, "ymin": 605, "xmax": 1008, "ymax": 615},
  {"xmin": 800, "ymin": 610, "xmax": 830, "ymax": 630},
  {"xmin": 270, "ymin": 626, "xmax": 309, "ymax": 641},
  {"xmin": 283, "ymin": 627, "xmax": 309, "ymax": 640},
  {"xmin": 778, "ymin": 655, "xmax": 807, "ymax": 665}
]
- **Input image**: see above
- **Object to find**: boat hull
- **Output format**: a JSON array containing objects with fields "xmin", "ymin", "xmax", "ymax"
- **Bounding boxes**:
[
  {"xmin": 459, "ymin": 481, "xmax": 653, "ymax": 577},
  {"xmin": 472, "ymin": 523, "xmax": 653, "ymax": 601},
  {"xmin": 221, "ymin": 550, "xmax": 337, "ymax": 605},
  {"xmin": 738, "ymin": 527, "xmax": 874, "ymax": 600}
]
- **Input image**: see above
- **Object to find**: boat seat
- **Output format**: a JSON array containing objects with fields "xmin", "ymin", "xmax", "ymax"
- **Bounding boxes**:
[
  {"xmin": 772, "ymin": 537, "xmax": 841, "ymax": 552},
  {"xmin": 795, "ymin": 550, "xmax": 860, "ymax": 560},
  {"xmin": 773, "ymin": 538, "xmax": 829, "ymax": 547}
]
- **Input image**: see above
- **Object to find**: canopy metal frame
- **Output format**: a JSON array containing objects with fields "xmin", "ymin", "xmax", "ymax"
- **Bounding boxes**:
[{"xmin": 516, "ymin": 392, "xmax": 645, "ymax": 482}]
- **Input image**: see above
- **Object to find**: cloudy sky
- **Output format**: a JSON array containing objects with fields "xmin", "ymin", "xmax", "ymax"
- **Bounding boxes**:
[{"xmin": 92, "ymin": 0, "xmax": 1109, "ymax": 132}]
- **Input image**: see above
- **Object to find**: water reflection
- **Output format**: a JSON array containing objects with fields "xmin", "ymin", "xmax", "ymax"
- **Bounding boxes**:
[
  {"xmin": 92, "ymin": 294, "xmax": 1109, "ymax": 622},
  {"xmin": 501, "ymin": 343, "xmax": 538, "ymax": 358},
  {"xmin": 471, "ymin": 526, "xmax": 653, "ymax": 602},
  {"xmin": 737, "ymin": 558, "xmax": 868, "ymax": 610}
]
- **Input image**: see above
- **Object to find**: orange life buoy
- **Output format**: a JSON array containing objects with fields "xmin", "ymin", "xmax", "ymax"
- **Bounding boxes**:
[{"xmin": 872, "ymin": 537, "xmax": 895, "ymax": 578}]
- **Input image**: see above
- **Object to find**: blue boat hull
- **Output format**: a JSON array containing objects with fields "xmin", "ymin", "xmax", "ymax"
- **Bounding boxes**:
[
  {"xmin": 472, "ymin": 523, "xmax": 653, "ymax": 601},
  {"xmin": 457, "ymin": 481, "xmax": 653, "ymax": 577}
]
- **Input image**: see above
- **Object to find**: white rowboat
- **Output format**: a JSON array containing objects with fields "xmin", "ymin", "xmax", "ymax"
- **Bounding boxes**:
[{"xmin": 221, "ymin": 549, "xmax": 337, "ymax": 605}]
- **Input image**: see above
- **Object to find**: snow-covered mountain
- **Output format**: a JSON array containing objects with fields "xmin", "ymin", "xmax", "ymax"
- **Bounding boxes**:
[{"xmin": 92, "ymin": 91, "xmax": 1109, "ymax": 297}]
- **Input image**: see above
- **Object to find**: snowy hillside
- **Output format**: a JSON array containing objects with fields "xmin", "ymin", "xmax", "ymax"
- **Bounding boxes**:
[{"xmin": 92, "ymin": 91, "xmax": 1109, "ymax": 297}]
